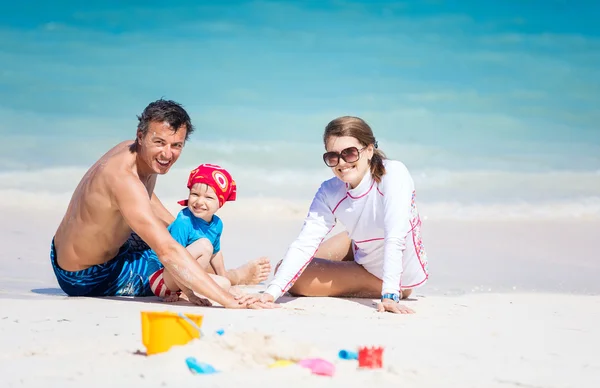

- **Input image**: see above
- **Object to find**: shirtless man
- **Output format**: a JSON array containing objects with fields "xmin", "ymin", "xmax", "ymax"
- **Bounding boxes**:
[{"xmin": 50, "ymin": 99, "xmax": 271, "ymax": 309}]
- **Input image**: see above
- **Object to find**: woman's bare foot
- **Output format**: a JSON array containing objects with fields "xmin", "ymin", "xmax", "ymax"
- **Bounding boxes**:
[{"xmin": 229, "ymin": 257, "xmax": 272, "ymax": 285}]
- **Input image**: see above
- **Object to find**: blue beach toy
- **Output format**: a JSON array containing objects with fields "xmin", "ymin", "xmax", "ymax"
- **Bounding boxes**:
[
  {"xmin": 338, "ymin": 349, "xmax": 358, "ymax": 360},
  {"xmin": 185, "ymin": 357, "xmax": 218, "ymax": 374}
]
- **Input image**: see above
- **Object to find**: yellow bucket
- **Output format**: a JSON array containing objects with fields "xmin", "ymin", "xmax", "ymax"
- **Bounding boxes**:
[{"xmin": 141, "ymin": 311, "xmax": 204, "ymax": 355}]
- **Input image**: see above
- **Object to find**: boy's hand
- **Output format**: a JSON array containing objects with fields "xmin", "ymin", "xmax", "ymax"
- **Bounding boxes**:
[
  {"xmin": 186, "ymin": 293, "xmax": 213, "ymax": 307},
  {"xmin": 162, "ymin": 293, "xmax": 181, "ymax": 303},
  {"xmin": 180, "ymin": 288, "xmax": 212, "ymax": 307}
]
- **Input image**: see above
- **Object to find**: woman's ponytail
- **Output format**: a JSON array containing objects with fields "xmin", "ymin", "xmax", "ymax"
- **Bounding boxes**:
[{"xmin": 370, "ymin": 143, "xmax": 386, "ymax": 183}]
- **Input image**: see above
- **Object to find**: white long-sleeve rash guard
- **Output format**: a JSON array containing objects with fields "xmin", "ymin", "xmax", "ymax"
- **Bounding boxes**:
[{"xmin": 266, "ymin": 159, "xmax": 429, "ymax": 301}]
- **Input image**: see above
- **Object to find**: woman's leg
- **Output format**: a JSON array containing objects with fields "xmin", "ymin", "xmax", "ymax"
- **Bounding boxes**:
[
  {"xmin": 279, "ymin": 231, "xmax": 413, "ymax": 299},
  {"xmin": 314, "ymin": 231, "xmax": 354, "ymax": 262},
  {"xmin": 288, "ymin": 260, "xmax": 413, "ymax": 299},
  {"xmin": 287, "ymin": 231, "xmax": 413, "ymax": 299},
  {"xmin": 274, "ymin": 231, "xmax": 354, "ymax": 274},
  {"xmin": 288, "ymin": 259, "xmax": 381, "ymax": 298}
]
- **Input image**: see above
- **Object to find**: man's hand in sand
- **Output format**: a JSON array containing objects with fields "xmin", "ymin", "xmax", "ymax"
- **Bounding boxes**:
[
  {"xmin": 377, "ymin": 300, "xmax": 415, "ymax": 314},
  {"xmin": 222, "ymin": 294, "xmax": 278, "ymax": 310},
  {"xmin": 235, "ymin": 292, "xmax": 280, "ymax": 309}
]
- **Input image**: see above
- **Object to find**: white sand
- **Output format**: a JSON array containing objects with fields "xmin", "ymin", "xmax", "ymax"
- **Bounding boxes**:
[
  {"xmin": 2, "ymin": 294, "xmax": 599, "ymax": 387},
  {"xmin": 1, "ymin": 202, "xmax": 599, "ymax": 387}
]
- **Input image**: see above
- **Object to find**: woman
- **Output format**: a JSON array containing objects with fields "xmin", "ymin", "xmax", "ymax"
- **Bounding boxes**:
[{"xmin": 258, "ymin": 116, "xmax": 429, "ymax": 314}]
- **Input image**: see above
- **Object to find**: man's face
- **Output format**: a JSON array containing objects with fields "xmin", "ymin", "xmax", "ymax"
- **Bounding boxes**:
[{"xmin": 137, "ymin": 121, "xmax": 187, "ymax": 175}]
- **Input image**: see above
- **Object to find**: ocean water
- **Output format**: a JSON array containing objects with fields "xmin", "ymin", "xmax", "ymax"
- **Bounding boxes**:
[
  {"xmin": 1, "ymin": 113, "xmax": 599, "ymax": 220},
  {"xmin": 1, "ymin": 1, "xmax": 599, "ymax": 220}
]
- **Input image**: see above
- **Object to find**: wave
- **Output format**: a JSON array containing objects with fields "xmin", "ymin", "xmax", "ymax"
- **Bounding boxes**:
[
  {"xmin": 3, "ymin": 135, "xmax": 600, "ymax": 173},
  {"xmin": 1, "ymin": 164, "xmax": 598, "ymax": 202},
  {"xmin": 0, "ymin": 190, "xmax": 599, "ymax": 221}
]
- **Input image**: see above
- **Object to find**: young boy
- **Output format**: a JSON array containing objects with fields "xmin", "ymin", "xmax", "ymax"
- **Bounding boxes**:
[{"xmin": 148, "ymin": 163, "xmax": 271, "ymax": 303}]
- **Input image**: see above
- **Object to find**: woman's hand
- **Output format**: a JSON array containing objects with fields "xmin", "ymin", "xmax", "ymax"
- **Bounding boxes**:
[{"xmin": 376, "ymin": 299, "xmax": 415, "ymax": 314}]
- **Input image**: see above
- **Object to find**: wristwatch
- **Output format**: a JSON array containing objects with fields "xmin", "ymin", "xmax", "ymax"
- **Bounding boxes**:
[{"xmin": 381, "ymin": 293, "xmax": 400, "ymax": 303}]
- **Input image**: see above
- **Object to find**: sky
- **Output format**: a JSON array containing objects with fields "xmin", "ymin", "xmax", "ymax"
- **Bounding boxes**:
[{"xmin": 0, "ymin": 0, "xmax": 599, "ymax": 168}]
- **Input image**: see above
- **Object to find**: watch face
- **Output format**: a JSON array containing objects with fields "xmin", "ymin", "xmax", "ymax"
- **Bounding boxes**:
[{"xmin": 382, "ymin": 293, "xmax": 399, "ymax": 302}]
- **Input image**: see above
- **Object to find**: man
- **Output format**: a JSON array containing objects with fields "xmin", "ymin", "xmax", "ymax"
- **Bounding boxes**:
[{"xmin": 51, "ymin": 99, "xmax": 269, "ymax": 309}]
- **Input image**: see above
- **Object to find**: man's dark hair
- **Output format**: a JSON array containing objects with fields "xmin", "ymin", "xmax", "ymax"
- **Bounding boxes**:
[{"xmin": 136, "ymin": 99, "xmax": 194, "ymax": 141}]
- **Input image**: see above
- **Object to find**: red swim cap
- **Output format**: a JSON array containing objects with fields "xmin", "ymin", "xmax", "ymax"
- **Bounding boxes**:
[{"xmin": 177, "ymin": 163, "xmax": 237, "ymax": 208}]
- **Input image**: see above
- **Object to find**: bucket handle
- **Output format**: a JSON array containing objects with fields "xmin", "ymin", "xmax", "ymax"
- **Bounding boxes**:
[{"xmin": 178, "ymin": 313, "xmax": 205, "ymax": 337}]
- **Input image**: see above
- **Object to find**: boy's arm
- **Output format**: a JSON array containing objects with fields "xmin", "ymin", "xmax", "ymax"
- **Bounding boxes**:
[
  {"xmin": 206, "ymin": 220, "xmax": 226, "ymax": 276},
  {"xmin": 209, "ymin": 251, "xmax": 227, "ymax": 277}
]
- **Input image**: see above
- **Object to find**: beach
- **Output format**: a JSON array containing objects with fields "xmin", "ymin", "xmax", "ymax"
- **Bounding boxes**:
[
  {"xmin": 2, "ymin": 2, "xmax": 600, "ymax": 386},
  {"xmin": 1, "ymin": 200, "xmax": 599, "ymax": 388}
]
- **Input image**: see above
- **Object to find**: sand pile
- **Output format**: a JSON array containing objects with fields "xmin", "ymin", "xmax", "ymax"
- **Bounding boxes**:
[{"xmin": 160, "ymin": 330, "xmax": 332, "ymax": 371}]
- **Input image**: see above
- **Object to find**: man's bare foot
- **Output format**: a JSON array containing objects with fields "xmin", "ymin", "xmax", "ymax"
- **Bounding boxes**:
[{"xmin": 229, "ymin": 257, "xmax": 272, "ymax": 285}]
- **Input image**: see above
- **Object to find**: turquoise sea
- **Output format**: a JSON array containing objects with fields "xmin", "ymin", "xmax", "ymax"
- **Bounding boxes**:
[{"xmin": 1, "ymin": 1, "xmax": 599, "ymax": 219}]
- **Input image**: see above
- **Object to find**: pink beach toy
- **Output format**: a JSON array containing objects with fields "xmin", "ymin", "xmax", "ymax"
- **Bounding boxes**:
[{"xmin": 298, "ymin": 358, "xmax": 335, "ymax": 377}]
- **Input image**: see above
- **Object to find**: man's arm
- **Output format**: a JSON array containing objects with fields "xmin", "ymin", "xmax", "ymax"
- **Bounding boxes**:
[
  {"xmin": 111, "ymin": 174, "xmax": 239, "ymax": 308},
  {"xmin": 150, "ymin": 192, "xmax": 176, "ymax": 227}
]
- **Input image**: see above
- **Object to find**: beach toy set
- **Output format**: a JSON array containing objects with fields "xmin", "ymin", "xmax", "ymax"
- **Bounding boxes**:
[
  {"xmin": 186, "ymin": 357, "xmax": 218, "ymax": 374},
  {"xmin": 263, "ymin": 345, "xmax": 384, "ymax": 376},
  {"xmin": 141, "ymin": 311, "xmax": 204, "ymax": 355},
  {"xmin": 140, "ymin": 310, "xmax": 383, "ymax": 377},
  {"xmin": 140, "ymin": 310, "xmax": 220, "ymax": 373},
  {"xmin": 267, "ymin": 358, "xmax": 335, "ymax": 376},
  {"xmin": 339, "ymin": 346, "xmax": 385, "ymax": 369}
]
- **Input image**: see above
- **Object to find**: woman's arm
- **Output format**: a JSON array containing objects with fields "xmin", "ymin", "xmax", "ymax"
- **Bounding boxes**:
[
  {"xmin": 265, "ymin": 183, "xmax": 337, "ymax": 301},
  {"xmin": 380, "ymin": 161, "xmax": 416, "ymax": 297}
]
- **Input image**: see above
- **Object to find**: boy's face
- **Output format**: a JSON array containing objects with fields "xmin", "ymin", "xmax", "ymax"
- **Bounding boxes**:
[{"xmin": 187, "ymin": 183, "xmax": 220, "ymax": 222}]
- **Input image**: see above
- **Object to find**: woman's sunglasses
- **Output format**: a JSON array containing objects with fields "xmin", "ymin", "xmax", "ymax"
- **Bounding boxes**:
[{"xmin": 322, "ymin": 146, "xmax": 367, "ymax": 167}]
